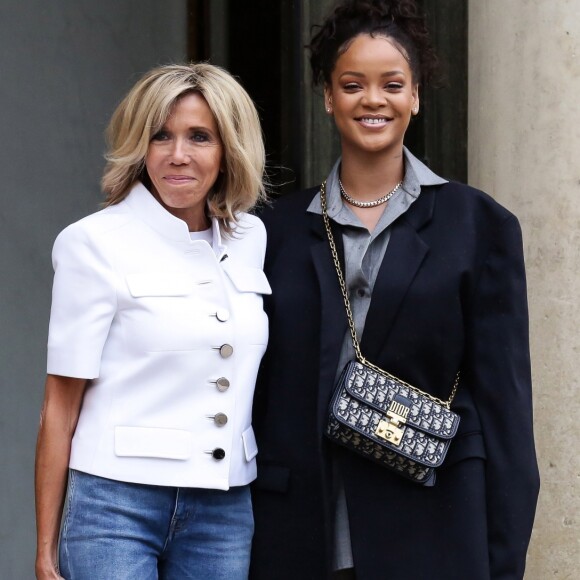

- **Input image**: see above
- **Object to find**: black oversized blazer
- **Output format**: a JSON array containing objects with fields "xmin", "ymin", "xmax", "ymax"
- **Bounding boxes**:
[{"xmin": 250, "ymin": 180, "xmax": 540, "ymax": 580}]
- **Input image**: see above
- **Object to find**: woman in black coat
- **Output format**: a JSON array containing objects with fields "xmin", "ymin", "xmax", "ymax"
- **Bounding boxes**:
[{"xmin": 250, "ymin": 1, "xmax": 540, "ymax": 578}]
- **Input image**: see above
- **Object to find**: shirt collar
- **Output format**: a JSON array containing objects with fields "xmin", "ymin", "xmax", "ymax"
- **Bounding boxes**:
[
  {"xmin": 307, "ymin": 146, "xmax": 447, "ymax": 217},
  {"xmin": 403, "ymin": 147, "xmax": 448, "ymax": 192},
  {"xmin": 123, "ymin": 181, "xmax": 227, "ymax": 258}
]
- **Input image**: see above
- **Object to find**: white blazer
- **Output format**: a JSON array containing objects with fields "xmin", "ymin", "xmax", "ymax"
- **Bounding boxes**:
[{"xmin": 47, "ymin": 182, "xmax": 271, "ymax": 489}]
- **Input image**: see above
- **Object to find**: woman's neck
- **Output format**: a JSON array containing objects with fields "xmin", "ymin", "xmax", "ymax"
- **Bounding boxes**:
[{"xmin": 339, "ymin": 147, "xmax": 405, "ymax": 200}]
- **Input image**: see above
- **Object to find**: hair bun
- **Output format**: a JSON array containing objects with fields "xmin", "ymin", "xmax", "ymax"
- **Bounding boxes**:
[
  {"xmin": 334, "ymin": 0, "xmax": 420, "ymax": 24},
  {"xmin": 309, "ymin": 0, "xmax": 439, "ymax": 88}
]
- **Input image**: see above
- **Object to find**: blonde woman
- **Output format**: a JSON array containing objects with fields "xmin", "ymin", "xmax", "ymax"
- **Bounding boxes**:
[{"xmin": 35, "ymin": 63, "xmax": 270, "ymax": 580}]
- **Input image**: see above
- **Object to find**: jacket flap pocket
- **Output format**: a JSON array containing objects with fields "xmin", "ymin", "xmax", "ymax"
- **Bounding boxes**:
[
  {"xmin": 222, "ymin": 264, "xmax": 272, "ymax": 294},
  {"xmin": 115, "ymin": 426, "xmax": 192, "ymax": 460},
  {"xmin": 126, "ymin": 273, "xmax": 191, "ymax": 297},
  {"xmin": 242, "ymin": 426, "xmax": 258, "ymax": 461},
  {"xmin": 442, "ymin": 432, "xmax": 486, "ymax": 467}
]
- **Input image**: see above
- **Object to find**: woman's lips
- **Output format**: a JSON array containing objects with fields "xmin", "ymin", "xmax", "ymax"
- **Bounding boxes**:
[
  {"xmin": 163, "ymin": 175, "xmax": 194, "ymax": 183},
  {"xmin": 356, "ymin": 116, "xmax": 391, "ymax": 129}
]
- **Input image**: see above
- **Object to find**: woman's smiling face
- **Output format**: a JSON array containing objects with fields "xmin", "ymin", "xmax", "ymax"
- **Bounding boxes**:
[
  {"xmin": 145, "ymin": 92, "xmax": 223, "ymax": 229},
  {"xmin": 325, "ymin": 33, "xmax": 419, "ymax": 159}
]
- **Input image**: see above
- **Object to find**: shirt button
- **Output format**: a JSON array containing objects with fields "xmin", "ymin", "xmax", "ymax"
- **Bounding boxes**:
[
  {"xmin": 216, "ymin": 377, "xmax": 230, "ymax": 392},
  {"xmin": 213, "ymin": 413, "xmax": 228, "ymax": 426},
  {"xmin": 219, "ymin": 344, "xmax": 234, "ymax": 358},
  {"xmin": 211, "ymin": 448, "xmax": 226, "ymax": 460},
  {"xmin": 357, "ymin": 288, "xmax": 366, "ymax": 298},
  {"xmin": 215, "ymin": 308, "xmax": 230, "ymax": 322}
]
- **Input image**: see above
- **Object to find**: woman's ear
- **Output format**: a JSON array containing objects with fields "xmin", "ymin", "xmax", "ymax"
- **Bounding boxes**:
[
  {"xmin": 412, "ymin": 85, "xmax": 420, "ymax": 116},
  {"xmin": 324, "ymin": 85, "xmax": 333, "ymax": 114}
]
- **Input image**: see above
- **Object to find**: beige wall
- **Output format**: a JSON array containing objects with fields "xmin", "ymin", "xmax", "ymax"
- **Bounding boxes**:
[{"xmin": 468, "ymin": 1, "xmax": 580, "ymax": 577}]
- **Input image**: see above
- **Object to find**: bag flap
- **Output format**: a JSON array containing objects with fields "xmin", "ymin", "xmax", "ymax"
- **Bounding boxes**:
[
  {"xmin": 339, "ymin": 361, "xmax": 460, "ymax": 439},
  {"xmin": 329, "ymin": 361, "xmax": 461, "ymax": 467}
]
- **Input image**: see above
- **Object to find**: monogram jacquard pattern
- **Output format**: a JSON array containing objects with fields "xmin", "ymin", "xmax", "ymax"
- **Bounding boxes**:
[{"xmin": 326, "ymin": 361, "xmax": 461, "ymax": 485}]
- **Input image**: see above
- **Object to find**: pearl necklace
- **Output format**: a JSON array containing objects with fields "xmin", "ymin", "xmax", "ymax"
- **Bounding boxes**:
[{"xmin": 339, "ymin": 178, "xmax": 403, "ymax": 208}]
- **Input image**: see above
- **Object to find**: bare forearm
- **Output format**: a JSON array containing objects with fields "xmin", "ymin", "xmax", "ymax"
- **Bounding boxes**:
[{"xmin": 35, "ymin": 375, "xmax": 86, "ymax": 578}]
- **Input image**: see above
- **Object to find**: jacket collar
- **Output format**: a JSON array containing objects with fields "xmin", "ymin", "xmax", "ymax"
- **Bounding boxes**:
[
  {"xmin": 123, "ymin": 182, "xmax": 227, "ymax": 258},
  {"xmin": 306, "ymin": 147, "xmax": 447, "ymax": 221}
]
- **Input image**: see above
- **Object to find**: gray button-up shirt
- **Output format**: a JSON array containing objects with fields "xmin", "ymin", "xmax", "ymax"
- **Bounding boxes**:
[{"xmin": 307, "ymin": 147, "xmax": 447, "ymax": 569}]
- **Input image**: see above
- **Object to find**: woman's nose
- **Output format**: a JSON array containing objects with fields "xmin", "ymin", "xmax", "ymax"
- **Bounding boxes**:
[
  {"xmin": 362, "ymin": 87, "xmax": 385, "ymax": 107},
  {"xmin": 169, "ymin": 139, "xmax": 190, "ymax": 164}
]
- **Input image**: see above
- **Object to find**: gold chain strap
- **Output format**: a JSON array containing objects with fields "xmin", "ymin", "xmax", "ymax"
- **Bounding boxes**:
[{"xmin": 319, "ymin": 181, "xmax": 459, "ymax": 409}]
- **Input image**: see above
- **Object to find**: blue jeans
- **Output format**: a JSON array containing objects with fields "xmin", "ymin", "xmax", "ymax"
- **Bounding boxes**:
[{"xmin": 59, "ymin": 469, "xmax": 253, "ymax": 579}]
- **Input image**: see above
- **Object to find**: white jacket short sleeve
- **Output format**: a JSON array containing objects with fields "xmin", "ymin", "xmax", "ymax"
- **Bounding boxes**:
[{"xmin": 47, "ymin": 222, "xmax": 117, "ymax": 378}]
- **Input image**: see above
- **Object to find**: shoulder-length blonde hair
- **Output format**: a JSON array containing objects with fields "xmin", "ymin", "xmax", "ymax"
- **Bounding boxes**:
[{"xmin": 102, "ymin": 63, "xmax": 266, "ymax": 233}]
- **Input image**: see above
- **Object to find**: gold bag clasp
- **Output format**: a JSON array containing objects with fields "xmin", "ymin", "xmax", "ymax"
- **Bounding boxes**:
[{"xmin": 375, "ymin": 400, "xmax": 410, "ymax": 446}]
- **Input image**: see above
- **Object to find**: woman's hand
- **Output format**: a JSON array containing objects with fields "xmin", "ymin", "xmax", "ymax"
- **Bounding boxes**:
[
  {"xmin": 35, "ymin": 374, "xmax": 88, "ymax": 580},
  {"xmin": 35, "ymin": 555, "xmax": 65, "ymax": 579}
]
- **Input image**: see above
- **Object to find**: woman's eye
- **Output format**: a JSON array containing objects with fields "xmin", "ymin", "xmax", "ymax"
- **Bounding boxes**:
[
  {"xmin": 386, "ymin": 83, "xmax": 404, "ymax": 91},
  {"xmin": 343, "ymin": 83, "xmax": 361, "ymax": 91},
  {"xmin": 152, "ymin": 130, "xmax": 169, "ymax": 141},
  {"xmin": 192, "ymin": 132, "xmax": 210, "ymax": 143},
  {"xmin": 151, "ymin": 130, "xmax": 169, "ymax": 141}
]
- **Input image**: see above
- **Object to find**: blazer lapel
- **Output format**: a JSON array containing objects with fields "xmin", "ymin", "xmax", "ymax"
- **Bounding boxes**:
[
  {"xmin": 360, "ymin": 188, "xmax": 436, "ymax": 362},
  {"xmin": 308, "ymin": 186, "xmax": 436, "ymax": 428}
]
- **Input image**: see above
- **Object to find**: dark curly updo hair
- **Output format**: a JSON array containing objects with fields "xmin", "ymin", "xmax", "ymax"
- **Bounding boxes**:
[{"xmin": 309, "ymin": 0, "xmax": 439, "ymax": 87}]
